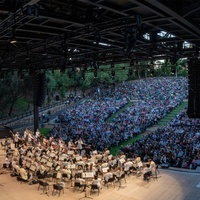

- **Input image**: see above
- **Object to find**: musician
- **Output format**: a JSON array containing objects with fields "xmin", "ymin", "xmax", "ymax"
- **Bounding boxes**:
[
  {"xmin": 4, "ymin": 138, "xmax": 11, "ymax": 149},
  {"xmin": 88, "ymin": 163, "xmax": 97, "ymax": 176},
  {"xmin": 58, "ymin": 137, "xmax": 65, "ymax": 151},
  {"xmin": 37, "ymin": 162, "xmax": 46, "ymax": 178},
  {"xmin": 14, "ymin": 132, "xmax": 20, "ymax": 148},
  {"xmin": 12, "ymin": 158, "xmax": 20, "ymax": 174},
  {"xmin": 143, "ymin": 164, "xmax": 151, "ymax": 181},
  {"xmin": 124, "ymin": 159, "xmax": 133, "ymax": 173},
  {"xmin": 3, "ymin": 155, "xmax": 11, "ymax": 169},
  {"xmin": 11, "ymin": 157, "xmax": 19, "ymax": 170},
  {"xmin": 27, "ymin": 131, "xmax": 35, "ymax": 145},
  {"xmin": 76, "ymin": 138, "xmax": 83, "ymax": 155},
  {"xmin": 96, "ymin": 153, "xmax": 103, "ymax": 163},
  {"xmin": 101, "ymin": 161, "xmax": 108, "ymax": 173},
  {"xmin": 74, "ymin": 174, "xmax": 86, "ymax": 192},
  {"xmin": 91, "ymin": 175, "xmax": 101, "ymax": 189},
  {"xmin": 35, "ymin": 129, "xmax": 41, "ymax": 141},
  {"xmin": 19, "ymin": 166, "xmax": 28, "ymax": 181},
  {"xmin": 113, "ymin": 167, "xmax": 123, "ymax": 180},
  {"xmin": 76, "ymin": 159, "xmax": 85, "ymax": 169},
  {"xmin": 23, "ymin": 129, "xmax": 29, "ymax": 142},
  {"xmin": 68, "ymin": 139, "xmax": 75, "ymax": 150},
  {"xmin": 134, "ymin": 154, "xmax": 142, "ymax": 168},
  {"xmin": 61, "ymin": 166, "xmax": 72, "ymax": 180},
  {"xmin": 149, "ymin": 159, "xmax": 156, "ymax": 173},
  {"xmin": 75, "ymin": 165, "xmax": 84, "ymax": 178},
  {"xmin": 102, "ymin": 148, "xmax": 110, "ymax": 161},
  {"xmin": 103, "ymin": 169, "xmax": 113, "ymax": 183},
  {"xmin": 19, "ymin": 145, "xmax": 26, "ymax": 155}
]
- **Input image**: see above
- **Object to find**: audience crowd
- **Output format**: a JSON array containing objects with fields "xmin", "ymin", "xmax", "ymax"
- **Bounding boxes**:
[
  {"xmin": 48, "ymin": 77, "xmax": 188, "ymax": 152},
  {"xmin": 121, "ymin": 110, "xmax": 200, "ymax": 169}
]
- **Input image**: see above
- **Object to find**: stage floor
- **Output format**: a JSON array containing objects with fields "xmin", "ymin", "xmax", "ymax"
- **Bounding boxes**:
[{"xmin": 0, "ymin": 142, "xmax": 200, "ymax": 200}]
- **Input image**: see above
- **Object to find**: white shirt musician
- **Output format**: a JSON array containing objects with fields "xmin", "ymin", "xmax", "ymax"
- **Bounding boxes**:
[
  {"xmin": 76, "ymin": 138, "xmax": 83, "ymax": 153},
  {"xmin": 124, "ymin": 159, "xmax": 133, "ymax": 172},
  {"xmin": 38, "ymin": 163, "xmax": 46, "ymax": 175},
  {"xmin": 27, "ymin": 132, "xmax": 34, "ymax": 144},
  {"xmin": 103, "ymin": 169, "xmax": 113, "ymax": 182},
  {"xmin": 35, "ymin": 129, "xmax": 41, "ymax": 140},
  {"xmin": 23, "ymin": 129, "xmax": 29, "ymax": 140},
  {"xmin": 108, "ymin": 157, "xmax": 117, "ymax": 169},
  {"xmin": 149, "ymin": 159, "xmax": 156, "ymax": 173},
  {"xmin": 68, "ymin": 139, "xmax": 75, "ymax": 150},
  {"xmin": 19, "ymin": 167, "xmax": 28, "ymax": 180},
  {"xmin": 61, "ymin": 166, "xmax": 72, "ymax": 180},
  {"xmin": 4, "ymin": 156, "xmax": 11, "ymax": 168},
  {"xmin": 135, "ymin": 155, "xmax": 142, "ymax": 168},
  {"xmin": 91, "ymin": 175, "xmax": 101, "ymax": 189},
  {"xmin": 14, "ymin": 132, "xmax": 20, "ymax": 148}
]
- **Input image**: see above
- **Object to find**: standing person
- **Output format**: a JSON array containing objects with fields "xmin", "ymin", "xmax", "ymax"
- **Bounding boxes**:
[
  {"xmin": 14, "ymin": 132, "xmax": 20, "ymax": 148},
  {"xmin": 76, "ymin": 138, "xmax": 83, "ymax": 155},
  {"xmin": 35, "ymin": 129, "xmax": 41, "ymax": 142},
  {"xmin": 27, "ymin": 131, "xmax": 34, "ymax": 145}
]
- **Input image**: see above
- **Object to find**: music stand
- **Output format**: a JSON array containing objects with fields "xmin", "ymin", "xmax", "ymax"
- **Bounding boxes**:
[{"xmin": 79, "ymin": 172, "xmax": 94, "ymax": 200}]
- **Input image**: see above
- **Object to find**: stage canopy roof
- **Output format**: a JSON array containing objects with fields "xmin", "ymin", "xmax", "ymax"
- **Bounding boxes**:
[{"xmin": 0, "ymin": 0, "xmax": 200, "ymax": 73}]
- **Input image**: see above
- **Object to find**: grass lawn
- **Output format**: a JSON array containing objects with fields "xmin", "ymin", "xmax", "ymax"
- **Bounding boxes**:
[
  {"xmin": 110, "ymin": 134, "xmax": 142, "ymax": 156},
  {"xmin": 107, "ymin": 102, "xmax": 133, "ymax": 123},
  {"xmin": 39, "ymin": 128, "xmax": 50, "ymax": 136},
  {"xmin": 154, "ymin": 101, "xmax": 187, "ymax": 127},
  {"xmin": 109, "ymin": 100, "xmax": 188, "ymax": 156}
]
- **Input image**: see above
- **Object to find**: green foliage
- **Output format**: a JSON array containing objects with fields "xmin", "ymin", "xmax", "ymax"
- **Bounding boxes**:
[
  {"xmin": 0, "ymin": 72, "xmax": 33, "ymax": 117},
  {"xmin": 39, "ymin": 128, "xmax": 50, "ymax": 136},
  {"xmin": 15, "ymin": 98, "xmax": 29, "ymax": 112}
]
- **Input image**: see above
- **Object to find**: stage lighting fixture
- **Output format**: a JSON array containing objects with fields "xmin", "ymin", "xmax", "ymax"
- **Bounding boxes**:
[{"xmin": 10, "ymin": 37, "xmax": 17, "ymax": 44}]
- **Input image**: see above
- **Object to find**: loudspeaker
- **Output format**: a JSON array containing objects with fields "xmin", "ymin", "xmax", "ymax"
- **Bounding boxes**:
[
  {"xmin": 35, "ymin": 73, "xmax": 46, "ymax": 107},
  {"xmin": 187, "ymin": 59, "xmax": 200, "ymax": 118}
]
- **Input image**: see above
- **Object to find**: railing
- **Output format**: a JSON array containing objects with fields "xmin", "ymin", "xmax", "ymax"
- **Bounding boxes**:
[
  {"xmin": 1, "ymin": 98, "xmax": 84, "ymax": 131},
  {"xmin": 0, "ymin": 101, "xmax": 67, "ymax": 126}
]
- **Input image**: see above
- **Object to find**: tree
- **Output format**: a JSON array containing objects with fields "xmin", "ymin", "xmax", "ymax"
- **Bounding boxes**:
[{"xmin": 0, "ymin": 72, "xmax": 32, "ymax": 117}]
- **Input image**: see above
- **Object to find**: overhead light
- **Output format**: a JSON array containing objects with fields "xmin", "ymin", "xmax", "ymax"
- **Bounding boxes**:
[
  {"xmin": 93, "ymin": 42, "xmax": 111, "ymax": 46},
  {"xmin": 10, "ymin": 37, "xmax": 17, "ymax": 44}
]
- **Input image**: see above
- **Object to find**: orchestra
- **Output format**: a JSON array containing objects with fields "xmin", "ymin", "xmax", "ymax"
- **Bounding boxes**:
[{"xmin": 2, "ymin": 128, "xmax": 158, "ymax": 195}]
